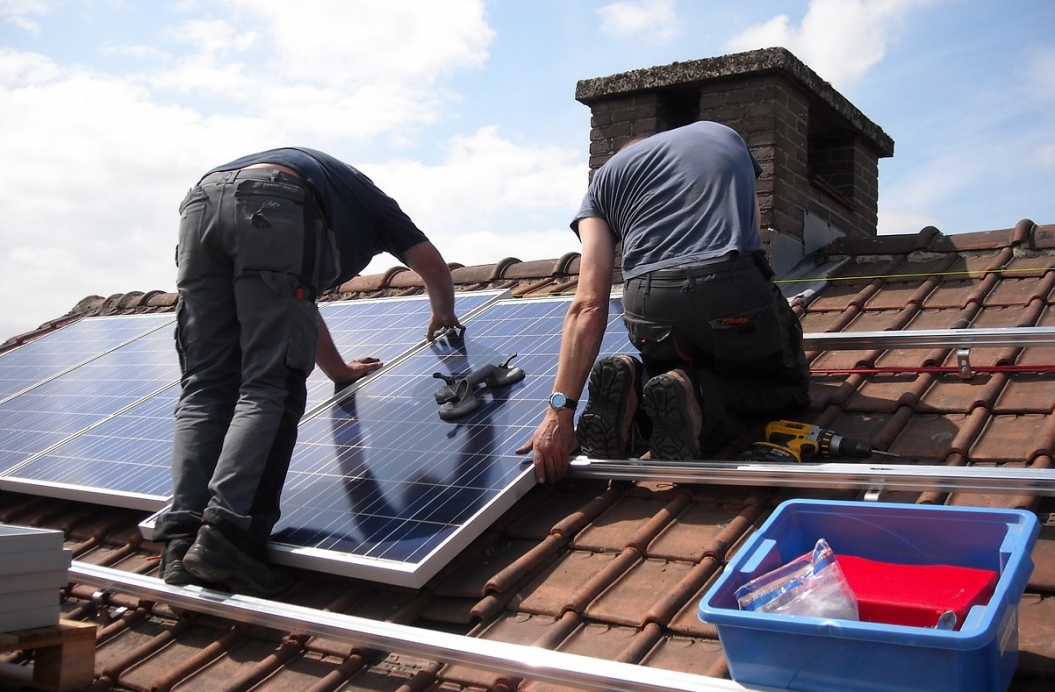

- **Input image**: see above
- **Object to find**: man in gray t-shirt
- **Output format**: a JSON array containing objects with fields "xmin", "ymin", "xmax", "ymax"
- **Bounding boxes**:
[{"xmin": 520, "ymin": 122, "xmax": 809, "ymax": 482}]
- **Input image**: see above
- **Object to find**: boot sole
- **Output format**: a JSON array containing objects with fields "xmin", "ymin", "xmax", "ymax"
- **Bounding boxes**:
[
  {"xmin": 643, "ymin": 375, "xmax": 701, "ymax": 461},
  {"xmin": 576, "ymin": 358, "xmax": 637, "ymax": 458}
]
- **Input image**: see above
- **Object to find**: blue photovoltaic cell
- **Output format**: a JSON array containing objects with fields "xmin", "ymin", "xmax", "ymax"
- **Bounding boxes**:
[
  {"xmin": 0, "ymin": 315, "xmax": 173, "ymax": 402},
  {"xmin": 0, "ymin": 324, "xmax": 180, "ymax": 477},
  {"xmin": 269, "ymin": 295, "xmax": 629, "ymax": 586},
  {"xmin": 307, "ymin": 291, "xmax": 500, "ymax": 412}
]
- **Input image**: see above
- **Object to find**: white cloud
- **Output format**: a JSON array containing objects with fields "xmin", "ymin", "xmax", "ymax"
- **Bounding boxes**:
[
  {"xmin": 223, "ymin": 0, "xmax": 493, "ymax": 87},
  {"xmin": 0, "ymin": 0, "xmax": 47, "ymax": 33},
  {"xmin": 134, "ymin": 1, "xmax": 492, "ymax": 143},
  {"xmin": 597, "ymin": 0, "xmax": 678, "ymax": 39},
  {"xmin": 0, "ymin": 48, "xmax": 281, "ymax": 339},
  {"xmin": 726, "ymin": 0, "xmax": 934, "ymax": 88},
  {"xmin": 359, "ymin": 126, "xmax": 586, "ymax": 273}
]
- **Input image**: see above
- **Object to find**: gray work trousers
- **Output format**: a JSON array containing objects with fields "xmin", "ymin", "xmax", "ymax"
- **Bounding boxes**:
[
  {"xmin": 155, "ymin": 167, "xmax": 327, "ymax": 556},
  {"xmin": 622, "ymin": 252, "xmax": 810, "ymax": 443}
]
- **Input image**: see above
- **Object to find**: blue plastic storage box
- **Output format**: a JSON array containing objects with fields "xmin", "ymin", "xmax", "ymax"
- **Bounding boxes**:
[{"xmin": 697, "ymin": 499, "xmax": 1039, "ymax": 692}]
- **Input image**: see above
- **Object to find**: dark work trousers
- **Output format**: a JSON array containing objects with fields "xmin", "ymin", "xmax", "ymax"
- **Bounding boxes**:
[
  {"xmin": 622, "ymin": 252, "xmax": 810, "ymax": 445},
  {"xmin": 155, "ymin": 168, "xmax": 327, "ymax": 557}
]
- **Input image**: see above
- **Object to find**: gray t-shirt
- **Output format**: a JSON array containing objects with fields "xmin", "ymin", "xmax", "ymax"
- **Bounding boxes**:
[{"xmin": 572, "ymin": 121, "xmax": 763, "ymax": 279}]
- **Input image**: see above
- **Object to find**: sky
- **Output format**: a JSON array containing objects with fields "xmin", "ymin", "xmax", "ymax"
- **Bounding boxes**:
[{"xmin": 1, "ymin": 0, "xmax": 1052, "ymax": 340}]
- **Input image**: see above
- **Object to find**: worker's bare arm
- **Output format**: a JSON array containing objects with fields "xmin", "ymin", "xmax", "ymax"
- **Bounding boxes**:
[
  {"xmin": 401, "ymin": 240, "xmax": 463, "ymax": 341},
  {"xmin": 517, "ymin": 218, "xmax": 615, "ymax": 483}
]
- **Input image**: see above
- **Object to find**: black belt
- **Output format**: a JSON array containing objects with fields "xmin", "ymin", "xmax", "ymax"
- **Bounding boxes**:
[{"xmin": 646, "ymin": 252, "xmax": 764, "ymax": 279}]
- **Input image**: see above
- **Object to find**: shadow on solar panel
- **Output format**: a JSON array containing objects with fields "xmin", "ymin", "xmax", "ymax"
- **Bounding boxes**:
[{"xmin": 268, "ymin": 298, "xmax": 586, "ymax": 587}]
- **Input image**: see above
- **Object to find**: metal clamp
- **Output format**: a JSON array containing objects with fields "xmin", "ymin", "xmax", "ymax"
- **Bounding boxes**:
[{"xmin": 956, "ymin": 348, "xmax": 974, "ymax": 379}]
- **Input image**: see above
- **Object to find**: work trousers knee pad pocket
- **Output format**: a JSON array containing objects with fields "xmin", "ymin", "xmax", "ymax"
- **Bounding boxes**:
[{"xmin": 624, "ymin": 313, "xmax": 679, "ymax": 362}]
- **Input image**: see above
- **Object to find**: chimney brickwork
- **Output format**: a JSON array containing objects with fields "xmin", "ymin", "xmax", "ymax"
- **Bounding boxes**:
[{"xmin": 575, "ymin": 48, "xmax": 894, "ymax": 250}]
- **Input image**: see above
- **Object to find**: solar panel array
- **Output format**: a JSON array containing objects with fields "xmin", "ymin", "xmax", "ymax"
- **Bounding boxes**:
[{"xmin": 0, "ymin": 292, "xmax": 634, "ymax": 586}]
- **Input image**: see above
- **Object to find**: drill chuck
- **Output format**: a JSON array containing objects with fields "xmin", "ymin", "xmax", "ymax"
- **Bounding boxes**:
[{"xmin": 828, "ymin": 434, "xmax": 875, "ymax": 458}]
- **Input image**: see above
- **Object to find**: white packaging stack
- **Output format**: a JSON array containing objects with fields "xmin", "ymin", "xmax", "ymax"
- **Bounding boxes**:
[{"xmin": 0, "ymin": 525, "xmax": 72, "ymax": 633}]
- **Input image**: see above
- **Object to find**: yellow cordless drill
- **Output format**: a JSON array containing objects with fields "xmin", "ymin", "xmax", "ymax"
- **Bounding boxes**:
[{"xmin": 740, "ymin": 420, "xmax": 899, "ymax": 462}]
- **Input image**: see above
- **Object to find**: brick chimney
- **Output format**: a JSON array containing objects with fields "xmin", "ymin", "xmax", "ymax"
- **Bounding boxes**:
[{"xmin": 574, "ymin": 47, "xmax": 895, "ymax": 276}]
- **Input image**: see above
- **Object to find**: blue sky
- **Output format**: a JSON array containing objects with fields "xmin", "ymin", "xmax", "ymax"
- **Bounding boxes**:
[{"xmin": 1, "ymin": 0, "xmax": 1052, "ymax": 340}]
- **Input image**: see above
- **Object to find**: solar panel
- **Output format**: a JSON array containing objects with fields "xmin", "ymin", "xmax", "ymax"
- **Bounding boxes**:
[
  {"xmin": 264, "ymin": 295, "xmax": 629, "ymax": 587},
  {"xmin": 3, "ymin": 384, "xmax": 180, "ymax": 509},
  {"xmin": 3, "ymin": 293, "xmax": 504, "ymax": 510},
  {"xmin": 0, "ymin": 322, "xmax": 181, "ymax": 480},
  {"xmin": 0, "ymin": 314, "xmax": 173, "ymax": 403}
]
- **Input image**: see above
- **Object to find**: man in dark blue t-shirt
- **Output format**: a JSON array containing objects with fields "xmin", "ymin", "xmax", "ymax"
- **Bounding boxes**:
[
  {"xmin": 156, "ymin": 148, "xmax": 462, "ymax": 596},
  {"xmin": 521, "ymin": 122, "xmax": 809, "ymax": 482}
]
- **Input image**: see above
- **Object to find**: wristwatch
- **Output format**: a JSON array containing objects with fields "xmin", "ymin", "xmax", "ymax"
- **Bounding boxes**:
[{"xmin": 548, "ymin": 392, "xmax": 578, "ymax": 412}]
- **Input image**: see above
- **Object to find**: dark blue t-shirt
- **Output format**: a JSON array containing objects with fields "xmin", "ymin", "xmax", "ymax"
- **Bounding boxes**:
[
  {"xmin": 206, "ymin": 147, "xmax": 428, "ymax": 288},
  {"xmin": 573, "ymin": 121, "xmax": 763, "ymax": 279}
]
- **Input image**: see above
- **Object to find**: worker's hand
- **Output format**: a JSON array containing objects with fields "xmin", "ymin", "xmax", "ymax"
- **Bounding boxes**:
[
  {"xmin": 426, "ymin": 311, "xmax": 463, "ymax": 342},
  {"xmin": 516, "ymin": 410, "xmax": 576, "ymax": 483},
  {"xmin": 330, "ymin": 356, "xmax": 383, "ymax": 384}
]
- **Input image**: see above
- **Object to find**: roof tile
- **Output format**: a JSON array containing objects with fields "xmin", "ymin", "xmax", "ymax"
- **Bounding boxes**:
[{"xmin": 585, "ymin": 557, "xmax": 696, "ymax": 627}]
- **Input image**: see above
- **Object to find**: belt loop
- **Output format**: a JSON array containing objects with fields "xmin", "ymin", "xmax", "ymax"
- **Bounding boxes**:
[
  {"xmin": 682, "ymin": 267, "xmax": 697, "ymax": 293},
  {"xmin": 644, "ymin": 273, "xmax": 652, "ymax": 296}
]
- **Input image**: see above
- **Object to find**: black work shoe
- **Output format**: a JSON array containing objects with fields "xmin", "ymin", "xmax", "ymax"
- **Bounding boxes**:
[
  {"xmin": 160, "ymin": 537, "xmax": 208, "ymax": 587},
  {"xmin": 182, "ymin": 525, "xmax": 294, "ymax": 598},
  {"xmin": 642, "ymin": 369, "xmax": 703, "ymax": 461},
  {"xmin": 576, "ymin": 355, "xmax": 641, "ymax": 459}
]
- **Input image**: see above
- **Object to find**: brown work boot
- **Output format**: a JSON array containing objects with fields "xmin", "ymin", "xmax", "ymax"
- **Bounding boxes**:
[
  {"xmin": 642, "ymin": 369, "xmax": 703, "ymax": 460},
  {"xmin": 183, "ymin": 524, "xmax": 294, "ymax": 598},
  {"xmin": 575, "ymin": 355, "xmax": 641, "ymax": 458}
]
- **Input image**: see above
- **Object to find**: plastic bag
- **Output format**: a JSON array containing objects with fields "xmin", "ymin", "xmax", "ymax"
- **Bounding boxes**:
[{"xmin": 735, "ymin": 538, "xmax": 859, "ymax": 620}]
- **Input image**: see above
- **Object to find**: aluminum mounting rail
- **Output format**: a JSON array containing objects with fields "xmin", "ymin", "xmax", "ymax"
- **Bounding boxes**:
[
  {"xmin": 566, "ymin": 458, "xmax": 1055, "ymax": 496},
  {"xmin": 802, "ymin": 326, "xmax": 1055, "ymax": 350},
  {"xmin": 70, "ymin": 562, "xmax": 780, "ymax": 692}
]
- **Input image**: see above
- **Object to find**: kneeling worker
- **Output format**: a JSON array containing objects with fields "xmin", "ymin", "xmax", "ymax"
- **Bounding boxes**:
[{"xmin": 521, "ymin": 121, "xmax": 809, "ymax": 483}]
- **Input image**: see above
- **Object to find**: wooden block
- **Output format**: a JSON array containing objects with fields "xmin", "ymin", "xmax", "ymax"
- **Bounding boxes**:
[{"xmin": 0, "ymin": 620, "xmax": 96, "ymax": 691}]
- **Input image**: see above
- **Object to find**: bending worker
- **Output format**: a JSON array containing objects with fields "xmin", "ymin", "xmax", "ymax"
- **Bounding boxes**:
[
  {"xmin": 521, "ymin": 121, "xmax": 810, "ymax": 483},
  {"xmin": 155, "ymin": 147, "xmax": 462, "ymax": 596}
]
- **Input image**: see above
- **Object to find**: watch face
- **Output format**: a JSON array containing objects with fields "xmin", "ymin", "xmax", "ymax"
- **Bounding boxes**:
[{"xmin": 549, "ymin": 393, "xmax": 567, "ymax": 409}]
